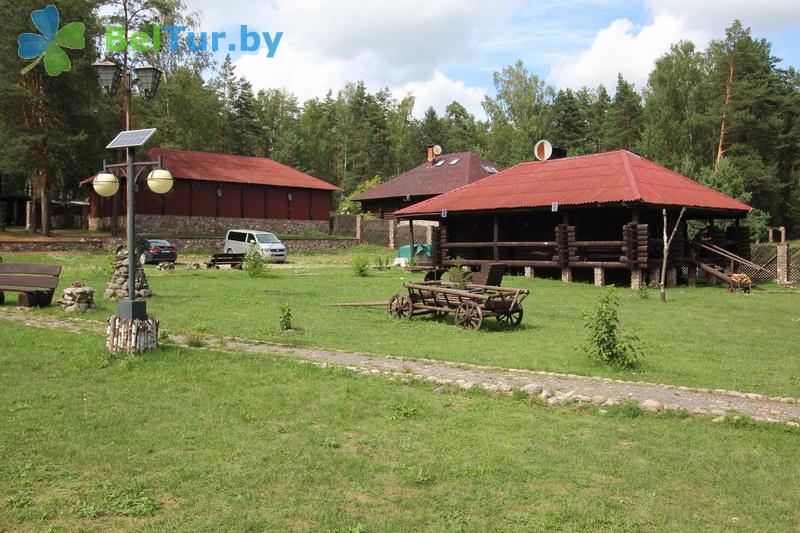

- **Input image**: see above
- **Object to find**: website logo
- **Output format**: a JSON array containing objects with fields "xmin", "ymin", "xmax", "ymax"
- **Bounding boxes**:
[
  {"xmin": 104, "ymin": 25, "xmax": 283, "ymax": 57},
  {"xmin": 18, "ymin": 4, "xmax": 85, "ymax": 76}
]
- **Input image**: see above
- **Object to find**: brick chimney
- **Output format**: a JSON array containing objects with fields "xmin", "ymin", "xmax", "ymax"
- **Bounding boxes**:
[{"xmin": 427, "ymin": 145, "xmax": 434, "ymax": 167}]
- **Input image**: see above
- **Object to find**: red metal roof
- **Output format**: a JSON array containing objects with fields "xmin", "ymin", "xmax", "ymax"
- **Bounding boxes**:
[
  {"xmin": 81, "ymin": 148, "xmax": 340, "ymax": 191},
  {"xmin": 395, "ymin": 150, "xmax": 752, "ymax": 215},
  {"xmin": 352, "ymin": 152, "xmax": 501, "ymax": 201}
]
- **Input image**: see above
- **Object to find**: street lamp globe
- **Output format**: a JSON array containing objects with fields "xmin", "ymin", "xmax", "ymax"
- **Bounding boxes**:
[
  {"xmin": 93, "ymin": 172, "xmax": 119, "ymax": 197},
  {"xmin": 93, "ymin": 60, "xmax": 122, "ymax": 97},
  {"xmin": 133, "ymin": 64, "xmax": 162, "ymax": 101},
  {"xmin": 147, "ymin": 168, "xmax": 173, "ymax": 194}
]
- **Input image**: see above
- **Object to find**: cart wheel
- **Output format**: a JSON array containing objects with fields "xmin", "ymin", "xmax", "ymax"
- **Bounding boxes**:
[
  {"xmin": 497, "ymin": 309, "xmax": 523, "ymax": 328},
  {"xmin": 388, "ymin": 294, "xmax": 413, "ymax": 319},
  {"xmin": 454, "ymin": 301, "xmax": 483, "ymax": 330}
]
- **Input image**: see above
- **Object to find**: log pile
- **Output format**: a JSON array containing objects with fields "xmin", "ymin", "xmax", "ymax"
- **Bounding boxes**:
[
  {"xmin": 58, "ymin": 286, "xmax": 95, "ymax": 312},
  {"xmin": 106, "ymin": 314, "xmax": 159, "ymax": 354},
  {"xmin": 104, "ymin": 253, "xmax": 153, "ymax": 300}
]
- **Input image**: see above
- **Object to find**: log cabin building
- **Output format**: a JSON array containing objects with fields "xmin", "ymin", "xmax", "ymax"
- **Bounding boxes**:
[
  {"xmin": 353, "ymin": 149, "xmax": 502, "ymax": 219},
  {"xmin": 85, "ymin": 148, "xmax": 340, "ymax": 235},
  {"xmin": 395, "ymin": 150, "xmax": 754, "ymax": 288}
]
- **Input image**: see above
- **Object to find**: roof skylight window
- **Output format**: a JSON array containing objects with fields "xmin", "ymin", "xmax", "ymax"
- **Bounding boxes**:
[
  {"xmin": 449, "ymin": 158, "xmax": 460, "ymax": 165},
  {"xmin": 434, "ymin": 159, "xmax": 445, "ymax": 166}
]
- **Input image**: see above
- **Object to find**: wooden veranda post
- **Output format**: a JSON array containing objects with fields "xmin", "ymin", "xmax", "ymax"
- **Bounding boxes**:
[
  {"xmin": 408, "ymin": 218, "xmax": 415, "ymax": 258},
  {"xmin": 660, "ymin": 207, "xmax": 687, "ymax": 303},
  {"xmin": 492, "ymin": 215, "xmax": 499, "ymax": 260}
]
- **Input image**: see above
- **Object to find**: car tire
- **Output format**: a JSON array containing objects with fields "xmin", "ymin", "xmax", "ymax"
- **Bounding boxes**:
[{"xmin": 226, "ymin": 248, "xmax": 233, "ymax": 253}]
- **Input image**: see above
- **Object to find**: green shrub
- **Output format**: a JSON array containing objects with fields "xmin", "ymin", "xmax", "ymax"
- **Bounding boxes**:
[
  {"xmin": 583, "ymin": 287, "xmax": 643, "ymax": 369},
  {"xmin": 106, "ymin": 246, "xmax": 118, "ymax": 275},
  {"xmin": 279, "ymin": 302, "xmax": 293, "ymax": 330},
  {"xmin": 638, "ymin": 285, "xmax": 651, "ymax": 299},
  {"xmin": 406, "ymin": 256, "xmax": 418, "ymax": 268},
  {"xmin": 446, "ymin": 256, "xmax": 472, "ymax": 289},
  {"xmin": 352, "ymin": 255, "xmax": 370, "ymax": 277},
  {"xmin": 243, "ymin": 246, "xmax": 269, "ymax": 278},
  {"xmin": 373, "ymin": 255, "xmax": 391, "ymax": 270}
]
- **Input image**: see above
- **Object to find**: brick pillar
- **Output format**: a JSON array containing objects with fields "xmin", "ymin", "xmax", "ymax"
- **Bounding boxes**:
[
  {"xmin": 388, "ymin": 218, "xmax": 397, "ymax": 249},
  {"xmin": 630, "ymin": 268, "xmax": 642, "ymax": 290},
  {"xmin": 777, "ymin": 242, "xmax": 790, "ymax": 284},
  {"xmin": 593, "ymin": 267, "xmax": 605, "ymax": 286},
  {"xmin": 667, "ymin": 267, "xmax": 678, "ymax": 288},
  {"xmin": 355, "ymin": 214, "xmax": 362, "ymax": 242},
  {"xmin": 524, "ymin": 266, "xmax": 535, "ymax": 278},
  {"xmin": 561, "ymin": 267, "xmax": 572, "ymax": 283},
  {"xmin": 687, "ymin": 266, "xmax": 697, "ymax": 287}
]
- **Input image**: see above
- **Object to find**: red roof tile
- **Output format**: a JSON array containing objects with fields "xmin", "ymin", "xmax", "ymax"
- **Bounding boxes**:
[
  {"xmin": 395, "ymin": 150, "xmax": 752, "ymax": 215},
  {"xmin": 352, "ymin": 152, "xmax": 501, "ymax": 201},
  {"xmin": 82, "ymin": 148, "xmax": 340, "ymax": 191}
]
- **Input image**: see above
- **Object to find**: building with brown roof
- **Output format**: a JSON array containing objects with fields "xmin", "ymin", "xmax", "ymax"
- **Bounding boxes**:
[
  {"xmin": 352, "ymin": 150, "xmax": 502, "ymax": 219},
  {"xmin": 396, "ymin": 150, "xmax": 753, "ymax": 288},
  {"xmin": 85, "ymin": 148, "xmax": 340, "ymax": 235}
]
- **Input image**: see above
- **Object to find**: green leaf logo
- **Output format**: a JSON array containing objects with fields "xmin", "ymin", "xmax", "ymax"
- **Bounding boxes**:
[{"xmin": 18, "ymin": 5, "xmax": 85, "ymax": 76}]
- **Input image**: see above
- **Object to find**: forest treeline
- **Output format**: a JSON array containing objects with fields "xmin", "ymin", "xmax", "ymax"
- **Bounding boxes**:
[{"xmin": 1, "ymin": 0, "xmax": 798, "ymax": 237}]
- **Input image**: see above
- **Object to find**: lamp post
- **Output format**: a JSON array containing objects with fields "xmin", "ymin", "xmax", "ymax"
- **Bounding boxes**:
[
  {"xmin": 92, "ymin": 135, "xmax": 172, "ymax": 322},
  {"xmin": 92, "ymin": 61, "xmax": 170, "ymax": 351}
]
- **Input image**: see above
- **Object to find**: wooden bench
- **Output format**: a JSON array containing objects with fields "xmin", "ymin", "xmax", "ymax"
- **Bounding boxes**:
[
  {"xmin": 206, "ymin": 253, "xmax": 245, "ymax": 269},
  {"xmin": 0, "ymin": 263, "xmax": 62, "ymax": 307}
]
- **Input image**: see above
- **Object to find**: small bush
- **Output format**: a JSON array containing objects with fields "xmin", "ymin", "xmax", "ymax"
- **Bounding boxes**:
[
  {"xmin": 279, "ymin": 302, "xmax": 293, "ymax": 330},
  {"xmin": 638, "ymin": 285, "xmax": 651, "ymax": 299},
  {"xmin": 106, "ymin": 246, "xmax": 118, "ymax": 275},
  {"xmin": 352, "ymin": 255, "xmax": 370, "ymax": 277},
  {"xmin": 406, "ymin": 256, "xmax": 419, "ymax": 268},
  {"xmin": 373, "ymin": 255, "xmax": 391, "ymax": 270},
  {"xmin": 243, "ymin": 246, "xmax": 269, "ymax": 278},
  {"xmin": 583, "ymin": 287, "xmax": 643, "ymax": 369},
  {"xmin": 446, "ymin": 256, "xmax": 472, "ymax": 289},
  {"xmin": 185, "ymin": 332, "xmax": 206, "ymax": 348}
]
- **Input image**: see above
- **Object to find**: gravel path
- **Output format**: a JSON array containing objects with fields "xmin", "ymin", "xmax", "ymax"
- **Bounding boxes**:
[{"xmin": 3, "ymin": 309, "xmax": 799, "ymax": 426}]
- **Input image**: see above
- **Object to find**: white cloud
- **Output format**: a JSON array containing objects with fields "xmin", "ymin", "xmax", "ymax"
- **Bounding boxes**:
[
  {"xmin": 548, "ymin": 13, "xmax": 705, "ymax": 91},
  {"xmin": 190, "ymin": 0, "xmax": 513, "ymax": 119},
  {"xmin": 646, "ymin": 0, "xmax": 800, "ymax": 34},
  {"xmin": 547, "ymin": 0, "xmax": 800, "ymax": 92}
]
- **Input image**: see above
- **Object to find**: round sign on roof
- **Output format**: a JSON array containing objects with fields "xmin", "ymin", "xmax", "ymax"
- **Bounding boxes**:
[
  {"xmin": 534, "ymin": 140, "xmax": 553, "ymax": 161},
  {"xmin": 432, "ymin": 144, "xmax": 442, "ymax": 155}
]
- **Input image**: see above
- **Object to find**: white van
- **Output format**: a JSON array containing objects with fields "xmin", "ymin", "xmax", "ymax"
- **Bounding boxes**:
[{"xmin": 224, "ymin": 229, "xmax": 287, "ymax": 263}]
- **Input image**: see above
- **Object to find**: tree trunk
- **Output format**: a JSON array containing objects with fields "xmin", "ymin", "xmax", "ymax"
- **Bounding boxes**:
[
  {"xmin": 716, "ymin": 51, "xmax": 735, "ymax": 166},
  {"xmin": 40, "ymin": 180, "xmax": 50, "ymax": 237},
  {"xmin": 660, "ymin": 207, "xmax": 687, "ymax": 303}
]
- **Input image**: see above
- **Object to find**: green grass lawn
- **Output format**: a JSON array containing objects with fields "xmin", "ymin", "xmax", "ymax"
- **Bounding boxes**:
[
  {"xmin": 2, "ymin": 247, "xmax": 800, "ymax": 397},
  {"xmin": 2, "ymin": 320, "xmax": 800, "ymax": 531}
]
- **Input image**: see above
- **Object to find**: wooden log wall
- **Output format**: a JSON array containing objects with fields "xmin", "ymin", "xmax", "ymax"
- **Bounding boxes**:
[
  {"xmin": 621, "ymin": 223, "xmax": 649, "ymax": 269},
  {"xmin": 555, "ymin": 224, "xmax": 576, "ymax": 267}
]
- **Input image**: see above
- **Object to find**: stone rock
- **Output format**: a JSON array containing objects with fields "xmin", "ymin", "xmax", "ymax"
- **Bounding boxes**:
[
  {"xmin": 712, "ymin": 415, "xmax": 725, "ymax": 423},
  {"xmin": 434, "ymin": 386, "xmax": 445, "ymax": 395},
  {"xmin": 603, "ymin": 398, "xmax": 618, "ymax": 406},
  {"xmin": 105, "ymin": 252, "xmax": 153, "ymax": 300},
  {"xmin": 522, "ymin": 383, "xmax": 543, "ymax": 396},
  {"xmin": 157, "ymin": 262, "xmax": 175, "ymax": 271},
  {"xmin": 786, "ymin": 421, "xmax": 800, "ymax": 428},
  {"xmin": 59, "ymin": 286, "xmax": 95, "ymax": 313},
  {"xmin": 641, "ymin": 399, "xmax": 662, "ymax": 412},
  {"xmin": 547, "ymin": 397, "xmax": 560, "ymax": 406},
  {"xmin": 591, "ymin": 395, "xmax": 607, "ymax": 405},
  {"xmin": 459, "ymin": 381, "xmax": 475, "ymax": 390},
  {"xmin": 186, "ymin": 262, "xmax": 202, "ymax": 270},
  {"xmin": 540, "ymin": 389, "xmax": 553, "ymax": 399}
]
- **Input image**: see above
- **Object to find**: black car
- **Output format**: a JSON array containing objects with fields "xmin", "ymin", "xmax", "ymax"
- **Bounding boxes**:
[{"xmin": 135, "ymin": 238, "xmax": 178, "ymax": 265}]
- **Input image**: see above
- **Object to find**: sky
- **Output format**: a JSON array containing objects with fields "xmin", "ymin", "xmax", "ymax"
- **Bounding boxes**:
[{"xmin": 182, "ymin": 0, "xmax": 800, "ymax": 119}]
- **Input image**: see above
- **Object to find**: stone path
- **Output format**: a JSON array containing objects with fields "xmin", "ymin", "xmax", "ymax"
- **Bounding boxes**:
[{"xmin": 2, "ymin": 309, "xmax": 799, "ymax": 427}]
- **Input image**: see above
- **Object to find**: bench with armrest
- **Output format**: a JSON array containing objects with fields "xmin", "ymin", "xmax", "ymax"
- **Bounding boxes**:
[{"xmin": 0, "ymin": 263, "xmax": 62, "ymax": 307}]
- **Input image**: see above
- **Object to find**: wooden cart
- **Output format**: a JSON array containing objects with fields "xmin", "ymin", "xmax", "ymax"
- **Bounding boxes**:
[{"xmin": 388, "ymin": 281, "xmax": 529, "ymax": 330}]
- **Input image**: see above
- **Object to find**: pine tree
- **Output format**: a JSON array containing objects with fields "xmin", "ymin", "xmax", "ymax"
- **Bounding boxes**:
[{"xmin": 605, "ymin": 74, "xmax": 643, "ymax": 151}]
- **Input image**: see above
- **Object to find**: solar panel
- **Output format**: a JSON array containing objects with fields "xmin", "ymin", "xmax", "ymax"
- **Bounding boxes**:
[{"xmin": 106, "ymin": 128, "xmax": 157, "ymax": 149}]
